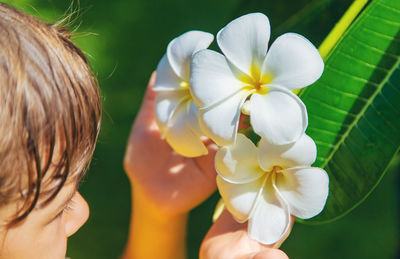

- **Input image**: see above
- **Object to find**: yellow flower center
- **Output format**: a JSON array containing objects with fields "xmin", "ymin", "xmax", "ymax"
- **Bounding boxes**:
[
  {"xmin": 258, "ymin": 165, "xmax": 284, "ymax": 192},
  {"xmin": 254, "ymin": 82, "xmax": 269, "ymax": 95},
  {"xmin": 269, "ymin": 165, "xmax": 283, "ymax": 175},
  {"xmin": 239, "ymin": 66, "xmax": 274, "ymax": 115},
  {"xmin": 179, "ymin": 81, "xmax": 189, "ymax": 89},
  {"xmin": 239, "ymin": 65, "xmax": 273, "ymax": 95}
]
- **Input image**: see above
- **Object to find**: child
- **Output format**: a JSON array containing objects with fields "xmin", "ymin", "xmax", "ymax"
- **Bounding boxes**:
[
  {"xmin": 0, "ymin": 3, "xmax": 100, "ymax": 258},
  {"xmin": 0, "ymin": 3, "xmax": 290, "ymax": 259}
]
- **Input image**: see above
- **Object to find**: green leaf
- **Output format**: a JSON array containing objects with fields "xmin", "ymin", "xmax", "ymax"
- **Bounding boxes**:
[
  {"xmin": 299, "ymin": 0, "xmax": 400, "ymax": 223},
  {"xmin": 317, "ymin": 0, "xmax": 369, "ymax": 60}
]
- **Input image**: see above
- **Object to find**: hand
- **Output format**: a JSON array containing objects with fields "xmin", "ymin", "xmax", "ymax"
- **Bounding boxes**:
[
  {"xmin": 124, "ymin": 72, "xmax": 218, "ymax": 216},
  {"xmin": 200, "ymin": 210, "xmax": 294, "ymax": 259}
]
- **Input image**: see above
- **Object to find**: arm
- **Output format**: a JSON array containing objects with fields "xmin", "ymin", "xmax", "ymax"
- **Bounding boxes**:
[
  {"xmin": 122, "ymin": 72, "xmax": 218, "ymax": 259},
  {"xmin": 121, "ymin": 73, "xmax": 292, "ymax": 259},
  {"xmin": 122, "ymin": 188, "xmax": 188, "ymax": 259}
]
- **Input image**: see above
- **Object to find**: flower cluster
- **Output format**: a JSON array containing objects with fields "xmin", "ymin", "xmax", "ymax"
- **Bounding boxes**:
[{"xmin": 153, "ymin": 13, "xmax": 329, "ymax": 245}]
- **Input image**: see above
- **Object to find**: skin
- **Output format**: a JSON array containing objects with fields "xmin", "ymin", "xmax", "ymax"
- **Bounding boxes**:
[
  {"xmin": 122, "ymin": 72, "xmax": 219, "ymax": 259},
  {"xmin": 0, "ymin": 124, "xmax": 90, "ymax": 259},
  {"xmin": 122, "ymin": 72, "xmax": 293, "ymax": 259},
  {"xmin": 0, "ymin": 180, "xmax": 89, "ymax": 259},
  {"xmin": 201, "ymin": 210, "xmax": 295, "ymax": 259},
  {"xmin": 0, "ymin": 72, "xmax": 292, "ymax": 259}
]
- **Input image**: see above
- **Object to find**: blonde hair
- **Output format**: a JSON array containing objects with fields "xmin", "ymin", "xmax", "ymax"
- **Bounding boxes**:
[{"xmin": 0, "ymin": 3, "xmax": 101, "ymax": 225}]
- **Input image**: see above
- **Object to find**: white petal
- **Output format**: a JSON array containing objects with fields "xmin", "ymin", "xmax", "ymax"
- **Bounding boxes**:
[
  {"xmin": 187, "ymin": 101, "xmax": 204, "ymax": 137},
  {"xmin": 165, "ymin": 102, "xmax": 208, "ymax": 157},
  {"xmin": 248, "ymin": 175, "xmax": 291, "ymax": 245},
  {"xmin": 258, "ymin": 134, "xmax": 317, "ymax": 172},
  {"xmin": 215, "ymin": 134, "xmax": 264, "ymax": 184},
  {"xmin": 262, "ymin": 33, "xmax": 324, "ymax": 90},
  {"xmin": 276, "ymin": 167, "xmax": 329, "ymax": 219},
  {"xmin": 167, "ymin": 31, "xmax": 214, "ymax": 80},
  {"xmin": 198, "ymin": 90, "xmax": 250, "ymax": 146},
  {"xmin": 190, "ymin": 49, "xmax": 244, "ymax": 107},
  {"xmin": 217, "ymin": 13, "xmax": 270, "ymax": 76},
  {"xmin": 249, "ymin": 86, "xmax": 308, "ymax": 145},
  {"xmin": 217, "ymin": 175, "xmax": 264, "ymax": 222},
  {"xmin": 154, "ymin": 90, "xmax": 189, "ymax": 132},
  {"xmin": 154, "ymin": 54, "xmax": 183, "ymax": 91}
]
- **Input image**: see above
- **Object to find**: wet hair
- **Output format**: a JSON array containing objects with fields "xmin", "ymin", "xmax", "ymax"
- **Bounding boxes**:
[{"xmin": 0, "ymin": 3, "xmax": 101, "ymax": 226}]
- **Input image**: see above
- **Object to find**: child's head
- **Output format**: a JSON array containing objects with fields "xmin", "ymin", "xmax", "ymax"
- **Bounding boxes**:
[{"xmin": 0, "ymin": 3, "xmax": 101, "ymax": 258}]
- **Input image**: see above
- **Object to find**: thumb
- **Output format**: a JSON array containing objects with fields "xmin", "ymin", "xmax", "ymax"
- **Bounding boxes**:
[
  {"xmin": 143, "ymin": 71, "xmax": 157, "ymax": 105},
  {"xmin": 134, "ymin": 71, "xmax": 157, "ymax": 127},
  {"xmin": 251, "ymin": 250, "xmax": 289, "ymax": 259}
]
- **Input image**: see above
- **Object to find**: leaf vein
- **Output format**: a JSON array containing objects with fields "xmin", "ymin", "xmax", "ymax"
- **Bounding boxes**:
[
  {"xmin": 378, "ymin": 91, "xmax": 400, "ymax": 115},
  {"xmin": 327, "ymin": 65, "xmax": 378, "ymax": 86},
  {"xmin": 387, "ymin": 79, "xmax": 400, "ymax": 95},
  {"xmin": 348, "ymin": 34, "xmax": 398, "ymax": 58},
  {"xmin": 309, "ymin": 113, "xmax": 349, "ymax": 127},
  {"xmin": 315, "ymin": 140, "xmax": 335, "ymax": 148},
  {"xmin": 376, "ymin": 2, "xmax": 400, "ymax": 15},
  {"xmin": 308, "ymin": 96, "xmax": 357, "ymax": 116},
  {"xmin": 362, "ymin": 114, "xmax": 396, "ymax": 147},
  {"xmin": 309, "ymin": 126, "xmax": 341, "ymax": 137},
  {"xmin": 337, "ymin": 49, "xmax": 390, "ymax": 73},
  {"xmin": 368, "ymin": 14, "xmax": 400, "ymax": 27},
  {"xmin": 320, "ymin": 56, "xmax": 400, "ymax": 169},
  {"xmin": 362, "ymin": 26, "xmax": 400, "ymax": 42},
  {"xmin": 318, "ymin": 81, "xmax": 368, "ymax": 101}
]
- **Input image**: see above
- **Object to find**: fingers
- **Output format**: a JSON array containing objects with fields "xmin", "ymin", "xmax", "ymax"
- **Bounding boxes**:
[
  {"xmin": 200, "ymin": 210, "xmax": 290, "ymax": 259},
  {"xmin": 251, "ymin": 250, "xmax": 289, "ymax": 259},
  {"xmin": 271, "ymin": 215, "xmax": 296, "ymax": 249},
  {"xmin": 201, "ymin": 210, "xmax": 294, "ymax": 259},
  {"xmin": 236, "ymin": 250, "xmax": 289, "ymax": 259},
  {"xmin": 205, "ymin": 209, "xmax": 247, "ymax": 239},
  {"xmin": 143, "ymin": 71, "xmax": 157, "ymax": 103},
  {"xmin": 194, "ymin": 137, "xmax": 219, "ymax": 180},
  {"xmin": 134, "ymin": 71, "xmax": 158, "ymax": 128},
  {"xmin": 124, "ymin": 72, "xmax": 162, "ymax": 173},
  {"xmin": 206, "ymin": 210, "xmax": 294, "ymax": 246}
]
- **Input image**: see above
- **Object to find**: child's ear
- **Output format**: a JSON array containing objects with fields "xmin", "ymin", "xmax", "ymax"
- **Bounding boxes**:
[{"xmin": 65, "ymin": 193, "xmax": 89, "ymax": 237}]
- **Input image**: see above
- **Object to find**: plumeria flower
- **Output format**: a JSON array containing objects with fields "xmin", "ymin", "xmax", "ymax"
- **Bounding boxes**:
[
  {"xmin": 154, "ymin": 30, "xmax": 214, "ymax": 157},
  {"xmin": 215, "ymin": 134, "xmax": 329, "ymax": 244},
  {"xmin": 190, "ymin": 13, "xmax": 324, "ymax": 146}
]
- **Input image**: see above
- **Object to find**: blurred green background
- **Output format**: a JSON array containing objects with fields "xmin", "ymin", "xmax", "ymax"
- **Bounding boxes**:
[{"xmin": 3, "ymin": 0, "xmax": 399, "ymax": 258}]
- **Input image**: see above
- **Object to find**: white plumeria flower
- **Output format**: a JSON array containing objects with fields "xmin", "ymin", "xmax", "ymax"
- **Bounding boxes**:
[
  {"xmin": 154, "ymin": 31, "xmax": 214, "ymax": 157},
  {"xmin": 190, "ymin": 13, "xmax": 324, "ymax": 146},
  {"xmin": 215, "ymin": 134, "xmax": 329, "ymax": 245}
]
